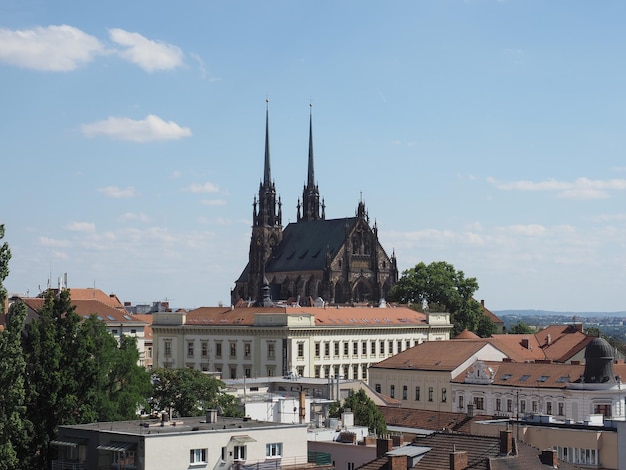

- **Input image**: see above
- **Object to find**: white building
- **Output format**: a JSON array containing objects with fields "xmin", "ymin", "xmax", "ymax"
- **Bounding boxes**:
[
  {"xmin": 151, "ymin": 306, "xmax": 451, "ymax": 381},
  {"xmin": 52, "ymin": 410, "xmax": 310, "ymax": 470}
]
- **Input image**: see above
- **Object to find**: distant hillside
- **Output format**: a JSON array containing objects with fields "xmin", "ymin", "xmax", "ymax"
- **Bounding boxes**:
[{"xmin": 495, "ymin": 309, "xmax": 626, "ymax": 318}]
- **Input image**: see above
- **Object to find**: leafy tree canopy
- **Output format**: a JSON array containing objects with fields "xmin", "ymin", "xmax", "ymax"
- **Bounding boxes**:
[
  {"xmin": 330, "ymin": 389, "xmax": 386, "ymax": 435},
  {"xmin": 388, "ymin": 261, "xmax": 495, "ymax": 337},
  {"xmin": 509, "ymin": 321, "xmax": 534, "ymax": 334},
  {"xmin": 150, "ymin": 368, "xmax": 227, "ymax": 418}
]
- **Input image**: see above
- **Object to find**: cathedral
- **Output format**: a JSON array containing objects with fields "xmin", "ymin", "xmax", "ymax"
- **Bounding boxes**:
[{"xmin": 232, "ymin": 103, "xmax": 398, "ymax": 306}]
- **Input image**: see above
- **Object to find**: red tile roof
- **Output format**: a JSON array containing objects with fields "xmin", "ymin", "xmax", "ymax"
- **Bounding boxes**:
[
  {"xmin": 379, "ymin": 406, "xmax": 492, "ymax": 434},
  {"xmin": 19, "ymin": 297, "xmax": 145, "ymax": 325},
  {"xmin": 370, "ymin": 340, "xmax": 497, "ymax": 372},
  {"xmin": 183, "ymin": 305, "xmax": 430, "ymax": 328}
]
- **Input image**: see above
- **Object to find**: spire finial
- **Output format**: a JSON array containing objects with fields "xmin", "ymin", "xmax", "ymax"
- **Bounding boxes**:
[{"xmin": 263, "ymin": 98, "xmax": 271, "ymax": 186}]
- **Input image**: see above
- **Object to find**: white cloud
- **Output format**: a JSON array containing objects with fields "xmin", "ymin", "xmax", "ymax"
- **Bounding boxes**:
[
  {"xmin": 0, "ymin": 25, "xmax": 104, "ymax": 71},
  {"xmin": 185, "ymin": 182, "xmax": 220, "ymax": 193},
  {"xmin": 98, "ymin": 186, "xmax": 139, "ymax": 199},
  {"xmin": 201, "ymin": 199, "xmax": 227, "ymax": 206},
  {"xmin": 65, "ymin": 222, "xmax": 96, "ymax": 233},
  {"xmin": 488, "ymin": 176, "xmax": 626, "ymax": 199},
  {"xmin": 38, "ymin": 236, "xmax": 70, "ymax": 247},
  {"xmin": 118, "ymin": 212, "xmax": 150, "ymax": 222},
  {"xmin": 108, "ymin": 28, "xmax": 184, "ymax": 72},
  {"xmin": 80, "ymin": 114, "xmax": 192, "ymax": 142}
]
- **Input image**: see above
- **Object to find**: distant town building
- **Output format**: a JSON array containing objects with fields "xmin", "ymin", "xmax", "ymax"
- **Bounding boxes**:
[{"xmin": 151, "ymin": 306, "xmax": 452, "ymax": 381}]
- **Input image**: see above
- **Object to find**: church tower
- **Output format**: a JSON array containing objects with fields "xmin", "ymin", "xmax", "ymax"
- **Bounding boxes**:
[
  {"xmin": 248, "ymin": 100, "xmax": 282, "ymax": 303},
  {"xmin": 297, "ymin": 104, "xmax": 325, "ymax": 222}
]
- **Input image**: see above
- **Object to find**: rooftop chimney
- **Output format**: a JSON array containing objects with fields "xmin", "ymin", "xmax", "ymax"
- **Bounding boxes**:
[
  {"xmin": 388, "ymin": 454, "xmax": 407, "ymax": 470},
  {"xmin": 450, "ymin": 450, "xmax": 468, "ymax": 470},
  {"xmin": 376, "ymin": 438, "xmax": 393, "ymax": 458},
  {"xmin": 499, "ymin": 429, "xmax": 513, "ymax": 455},
  {"xmin": 206, "ymin": 409, "xmax": 218, "ymax": 423},
  {"xmin": 540, "ymin": 449, "xmax": 558, "ymax": 467}
]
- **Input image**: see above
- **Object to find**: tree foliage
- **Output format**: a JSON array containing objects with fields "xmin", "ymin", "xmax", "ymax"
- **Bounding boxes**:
[
  {"xmin": 330, "ymin": 389, "xmax": 387, "ymax": 435},
  {"xmin": 150, "ymin": 368, "xmax": 226, "ymax": 418},
  {"xmin": 389, "ymin": 261, "xmax": 495, "ymax": 337},
  {"xmin": 509, "ymin": 321, "xmax": 534, "ymax": 334}
]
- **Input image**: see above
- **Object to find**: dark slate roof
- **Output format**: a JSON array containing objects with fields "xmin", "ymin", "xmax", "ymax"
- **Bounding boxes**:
[
  {"xmin": 266, "ymin": 218, "xmax": 355, "ymax": 272},
  {"xmin": 236, "ymin": 218, "xmax": 355, "ymax": 283}
]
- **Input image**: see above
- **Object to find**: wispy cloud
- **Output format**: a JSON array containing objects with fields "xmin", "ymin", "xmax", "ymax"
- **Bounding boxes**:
[
  {"xmin": 117, "ymin": 212, "xmax": 150, "ymax": 222},
  {"xmin": 108, "ymin": 28, "xmax": 184, "ymax": 72},
  {"xmin": 80, "ymin": 114, "xmax": 192, "ymax": 142},
  {"xmin": 65, "ymin": 222, "xmax": 96, "ymax": 233},
  {"xmin": 487, "ymin": 176, "xmax": 626, "ymax": 200},
  {"xmin": 201, "ymin": 199, "xmax": 227, "ymax": 206},
  {"xmin": 98, "ymin": 186, "xmax": 139, "ymax": 198},
  {"xmin": 184, "ymin": 182, "xmax": 220, "ymax": 193},
  {"xmin": 0, "ymin": 25, "xmax": 104, "ymax": 71},
  {"xmin": 38, "ymin": 236, "xmax": 70, "ymax": 247}
]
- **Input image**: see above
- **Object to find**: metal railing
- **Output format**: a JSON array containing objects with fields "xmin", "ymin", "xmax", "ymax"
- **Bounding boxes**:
[{"xmin": 51, "ymin": 461, "xmax": 88, "ymax": 470}]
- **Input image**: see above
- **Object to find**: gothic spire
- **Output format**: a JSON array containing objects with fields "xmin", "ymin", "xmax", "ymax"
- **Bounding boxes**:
[
  {"xmin": 264, "ymin": 98, "xmax": 271, "ymax": 186},
  {"xmin": 307, "ymin": 102, "xmax": 315, "ymax": 188},
  {"xmin": 299, "ymin": 102, "xmax": 324, "ymax": 222}
]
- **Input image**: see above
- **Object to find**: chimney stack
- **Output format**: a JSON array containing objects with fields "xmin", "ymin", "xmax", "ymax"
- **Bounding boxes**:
[
  {"xmin": 499, "ymin": 429, "xmax": 513, "ymax": 455},
  {"xmin": 376, "ymin": 438, "xmax": 393, "ymax": 458},
  {"xmin": 540, "ymin": 449, "xmax": 558, "ymax": 467},
  {"xmin": 387, "ymin": 454, "xmax": 407, "ymax": 470},
  {"xmin": 449, "ymin": 450, "xmax": 468, "ymax": 470}
]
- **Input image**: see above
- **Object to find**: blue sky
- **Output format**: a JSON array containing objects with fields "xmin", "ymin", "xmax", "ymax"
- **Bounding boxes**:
[{"xmin": 2, "ymin": 1, "xmax": 626, "ymax": 312}]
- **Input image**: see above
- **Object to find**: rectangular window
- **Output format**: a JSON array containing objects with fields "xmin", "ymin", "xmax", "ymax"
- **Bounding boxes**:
[
  {"xmin": 216, "ymin": 342, "xmax": 222, "ymax": 358},
  {"xmin": 233, "ymin": 445, "xmax": 246, "ymax": 461},
  {"xmin": 245, "ymin": 368, "xmax": 251, "ymax": 378},
  {"xmin": 375, "ymin": 384, "xmax": 381, "ymax": 393},
  {"xmin": 244, "ymin": 343, "xmax": 251, "ymax": 358},
  {"xmin": 325, "ymin": 342, "xmax": 330, "ymax": 357},
  {"xmin": 266, "ymin": 443, "xmax": 282, "ymax": 458},
  {"xmin": 507, "ymin": 399, "xmax": 513, "ymax": 413},
  {"xmin": 267, "ymin": 367, "xmax": 274, "ymax": 377},
  {"xmin": 428, "ymin": 387, "xmax": 433, "ymax": 402},
  {"xmin": 532, "ymin": 401, "xmax": 538, "ymax": 413},
  {"xmin": 164, "ymin": 340, "xmax": 172, "ymax": 356},
  {"xmin": 397, "ymin": 340, "xmax": 403, "ymax": 352},
  {"xmin": 390, "ymin": 385, "xmax": 395, "ymax": 398},
  {"xmin": 347, "ymin": 463, "xmax": 355, "ymax": 470},
  {"xmin": 380, "ymin": 340, "xmax": 385, "ymax": 355},
  {"xmin": 520, "ymin": 400, "xmax": 526, "ymax": 413},
  {"xmin": 268, "ymin": 342, "xmax": 275, "ymax": 359},
  {"xmin": 353, "ymin": 342, "xmax": 358, "ymax": 356},
  {"xmin": 343, "ymin": 342, "xmax": 349, "ymax": 356},
  {"xmin": 362, "ymin": 342, "xmax": 367, "ymax": 355},
  {"xmin": 230, "ymin": 367, "xmax": 236, "ymax": 379},
  {"xmin": 190, "ymin": 448, "xmax": 207, "ymax": 464},
  {"xmin": 458, "ymin": 395, "xmax": 464, "ymax": 409},
  {"xmin": 362, "ymin": 367, "xmax": 367, "ymax": 380},
  {"xmin": 297, "ymin": 343, "xmax": 304, "ymax": 358},
  {"xmin": 496, "ymin": 398, "xmax": 502, "ymax": 412},
  {"xmin": 441, "ymin": 388, "xmax": 447, "ymax": 403},
  {"xmin": 546, "ymin": 401, "xmax": 553, "ymax": 415},
  {"xmin": 474, "ymin": 397, "xmax": 484, "ymax": 410},
  {"xmin": 558, "ymin": 402, "xmax": 564, "ymax": 416},
  {"xmin": 353, "ymin": 367, "xmax": 359, "ymax": 380},
  {"xmin": 334, "ymin": 342, "xmax": 340, "ymax": 356},
  {"xmin": 371, "ymin": 341, "xmax": 376, "ymax": 355},
  {"xmin": 297, "ymin": 366, "xmax": 304, "ymax": 377},
  {"xmin": 388, "ymin": 340, "xmax": 394, "ymax": 355},
  {"xmin": 201, "ymin": 342, "xmax": 208, "ymax": 357},
  {"xmin": 230, "ymin": 343, "xmax": 237, "ymax": 358},
  {"xmin": 187, "ymin": 341, "xmax": 194, "ymax": 357},
  {"xmin": 415, "ymin": 386, "xmax": 420, "ymax": 401},
  {"xmin": 315, "ymin": 342, "xmax": 320, "ymax": 357},
  {"xmin": 406, "ymin": 340, "xmax": 411, "ymax": 349},
  {"xmin": 315, "ymin": 366, "xmax": 320, "ymax": 378},
  {"xmin": 402, "ymin": 385, "xmax": 408, "ymax": 400},
  {"xmin": 324, "ymin": 365, "xmax": 331, "ymax": 378}
]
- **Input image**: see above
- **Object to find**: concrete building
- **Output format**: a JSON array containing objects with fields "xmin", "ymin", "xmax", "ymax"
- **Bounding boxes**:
[
  {"xmin": 52, "ymin": 411, "xmax": 312, "ymax": 470},
  {"xmin": 151, "ymin": 306, "xmax": 451, "ymax": 381}
]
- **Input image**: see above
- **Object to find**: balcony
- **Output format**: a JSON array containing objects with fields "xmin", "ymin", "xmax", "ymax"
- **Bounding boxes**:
[{"xmin": 52, "ymin": 461, "xmax": 88, "ymax": 470}]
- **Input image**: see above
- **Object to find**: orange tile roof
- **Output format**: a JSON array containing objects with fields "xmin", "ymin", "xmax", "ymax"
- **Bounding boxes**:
[
  {"xmin": 453, "ymin": 361, "xmax": 586, "ymax": 388},
  {"xmin": 455, "ymin": 329, "xmax": 480, "ymax": 339},
  {"xmin": 183, "ymin": 305, "xmax": 430, "ymax": 328},
  {"xmin": 379, "ymin": 406, "xmax": 492, "ymax": 434},
  {"xmin": 20, "ymin": 297, "xmax": 145, "ymax": 325},
  {"xmin": 64, "ymin": 288, "xmax": 125, "ymax": 309},
  {"xmin": 371, "ymin": 340, "xmax": 494, "ymax": 372},
  {"xmin": 487, "ymin": 335, "xmax": 546, "ymax": 362}
]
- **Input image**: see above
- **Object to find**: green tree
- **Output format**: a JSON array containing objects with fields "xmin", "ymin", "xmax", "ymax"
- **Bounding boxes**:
[
  {"xmin": 330, "ymin": 389, "xmax": 387, "ymax": 435},
  {"xmin": 0, "ymin": 226, "xmax": 32, "ymax": 470},
  {"xmin": 389, "ymin": 261, "xmax": 495, "ymax": 337},
  {"xmin": 150, "ymin": 368, "xmax": 224, "ymax": 417},
  {"xmin": 509, "ymin": 321, "xmax": 534, "ymax": 334}
]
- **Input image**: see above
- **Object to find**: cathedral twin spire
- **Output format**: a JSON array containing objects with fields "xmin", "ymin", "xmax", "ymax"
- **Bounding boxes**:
[{"xmin": 256, "ymin": 101, "xmax": 324, "ymax": 226}]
